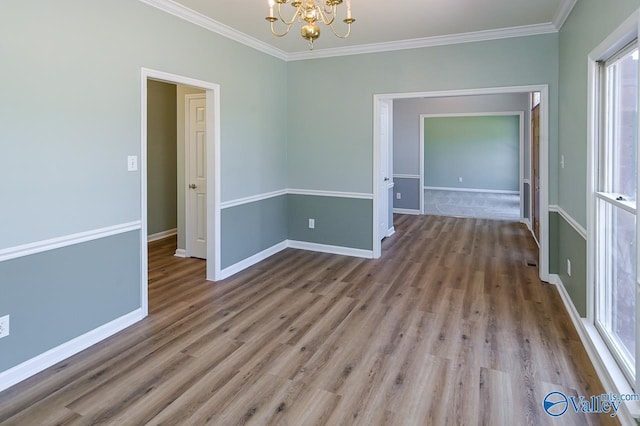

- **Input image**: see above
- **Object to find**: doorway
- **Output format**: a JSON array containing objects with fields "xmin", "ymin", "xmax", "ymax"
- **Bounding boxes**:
[
  {"xmin": 373, "ymin": 85, "xmax": 550, "ymax": 282},
  {"xmin": 140, "ymin": 68, "xmax": 221, "ymax": 317}
]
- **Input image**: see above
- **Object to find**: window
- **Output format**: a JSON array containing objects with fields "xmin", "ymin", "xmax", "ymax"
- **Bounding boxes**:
[{"xmin": 595, "ymin": 42, "xmax": 638, "ymax": 384}]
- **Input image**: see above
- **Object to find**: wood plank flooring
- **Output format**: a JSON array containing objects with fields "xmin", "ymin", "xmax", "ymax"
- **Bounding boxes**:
[{"xmin": 0, "ymin": 215, "xmax": 620, "ymax": 425}]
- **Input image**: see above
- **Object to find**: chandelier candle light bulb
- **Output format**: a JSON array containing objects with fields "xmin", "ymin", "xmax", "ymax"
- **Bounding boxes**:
[{"xmin": 265, "ymin": 0, "xmax": 355, "ymax": 50}]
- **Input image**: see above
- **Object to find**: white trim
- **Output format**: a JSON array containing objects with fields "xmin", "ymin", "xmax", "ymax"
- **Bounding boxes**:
[
  {"xmin": 136, "ymin": 0, "xmax": 288, "ymax": 60},
  {"xmin": 552, "ymin": 0, "xmax": 579, "ymax": 30},
  {"xmin": 287, "ymin": 240, "xmax": 374, "ymax": 259},
  {"xmin": 523, "ymin": 178, "xmax": 531, "ymax": 185},
  {"xmin": 393, "ymin": 174, "xmax": 420, "ymax": 179},
  {"xmin": 386, "ymin": 227, "xmax": 396, "ymax": 237},
  {"xmin": 218, "ymin": 241, "xmax": 288, "ymax": 281},
  {"xmin": 387, "ymin": 182, "xmax": 395, "ymax": 190},
  {"xmin": 287, "ymin": 23, "xmax": 557, "ymax": 61},
  {"xmin": 287, "ymin": 188, "xmax": 374, "ymax": 200},
  {"xmin": 0, "ymin": 309, "xmax": 144, "ymax": 393},
  {"xmin": 0, "ymin": 221, "xmax": 141, "ymax": 263},
  {"xmin": 393, "ymin": 208, "xmax": 421, "ymax": 216},
  {"xmin": 374, "ymin": 85, "xmax": 550, "ymax": 282},
  {"xmin": 549, "ymin": 205, "xmax": 587, "ymax": 240},
  {"xmin": 550, "ymin": 275, "xmax": 639, "ymax": 424},
  {"xmin": 424, "ymin": 186, "xmax": 520, "ymax": 195},
  {"xmin": 174, "ymin": 248, "xmax": 187, "ymax": 258},
  {"xmin": 147, "ymin": 228, "xmax": 177, "ymax": 243},
  {"xmin": 220, "ymin": 189, "xmax": 287, "ymax": 209}
]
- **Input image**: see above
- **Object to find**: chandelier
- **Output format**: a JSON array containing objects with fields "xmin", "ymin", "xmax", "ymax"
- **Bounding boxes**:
[{"xmin": 266, "ymin": 0, "xmax": 355, "ymax": 49}]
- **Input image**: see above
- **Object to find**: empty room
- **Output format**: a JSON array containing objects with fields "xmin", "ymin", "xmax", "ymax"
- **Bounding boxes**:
[{"xmin": 1, "ymin": 0, "xmax": 640, "ymax": 424}]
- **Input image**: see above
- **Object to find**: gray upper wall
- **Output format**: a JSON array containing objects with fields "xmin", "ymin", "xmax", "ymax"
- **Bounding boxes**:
[
  {"xmin": 286, "ymin": 34, "xmax": 559, "ymax": 203},
  {"xmin": 559, "ymin": 0, "xmax": 640, "ymax": 226},
  {"xmin": 393, "ymin": 93, "xmax": 531, "ymax": 178},
  {"xmin": 0, "ymin": 0, "xmax": 289, "ymax": 250}
]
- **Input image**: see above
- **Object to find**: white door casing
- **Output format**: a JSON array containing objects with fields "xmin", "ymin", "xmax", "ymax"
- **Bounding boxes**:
[
  {"xmin": 378, "ymin": 100, "xmax": 391, "ymax": 240},
  {"xmin": 186, "ymin": 95, "xmax": 207, "ymax": 259}
]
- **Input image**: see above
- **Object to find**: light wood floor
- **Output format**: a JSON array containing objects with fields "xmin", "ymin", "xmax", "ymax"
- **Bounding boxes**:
[{"xmin": 0, "ymin": 215, "xmax": 619, "ymax": 425}]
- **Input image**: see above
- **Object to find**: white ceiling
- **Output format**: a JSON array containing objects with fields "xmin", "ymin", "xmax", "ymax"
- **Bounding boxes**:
[{"xmin": 153, "ymin": 0, "xmax": 572, "ymax": 58}]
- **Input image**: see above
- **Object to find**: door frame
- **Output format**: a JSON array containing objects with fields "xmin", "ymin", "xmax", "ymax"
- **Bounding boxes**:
[
  {"xmin": 419, "ymin": 111, "xmax": 525, "ymax": 220},
  {"xmin": 141, "ymin": 68, "xmax": 221, "ymax": 317},
  {"xmin": 373, "ymin": 84, "xmax": 550, "ymax": 282},
  {"xmin": 184, "ymin": 93, "xmax": 207, "ymax": 259}
]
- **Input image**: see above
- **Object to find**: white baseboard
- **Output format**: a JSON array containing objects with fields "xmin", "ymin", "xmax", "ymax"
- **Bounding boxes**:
[
  {"xmin": 174, "ymin": 249, "xmax": 187, "ymax": 258},
  {"xmin": 549, "ymin": 274, "xmax": 638, "ymax": 424},
  {"xmin": 393, "ymin": 208, "xmax": 421, "ymax": 215},
  {"xmin": 386, "ymin": 227, "xmax": 396, "ymax": 237},
  {"xmin": 287, "ymin": 240, "xmax": 374, "ymax": 259},
  {"xmin": 424, "ymin": 186, "xmax": 520, "ymax": 195},
  {"xmin": 147, "ymin": 228, "xmax": 177, "ymax": 242},
  {"xmin": 218, "ymin": 241, "xmax": 288, "ymax": 280},
  {"xmin": 0, "ymin": 308, "xmax": 145, "ymax": 393}
]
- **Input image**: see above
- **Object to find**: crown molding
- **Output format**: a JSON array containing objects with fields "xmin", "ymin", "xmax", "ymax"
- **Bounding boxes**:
[
  {"xmin": 286, "ymin": 23, "xmax": 558, "ymax": 61},
  {"xmin": 137, "ymin": 0, "xmax": 288, "ymax": 60},
  {"xmin": 552, "ymin": 0, "xmax": 579, "ymax": 30},
  {"xmin": 139, "ymin": 0, "xmax": 559, "ymax": 62}
]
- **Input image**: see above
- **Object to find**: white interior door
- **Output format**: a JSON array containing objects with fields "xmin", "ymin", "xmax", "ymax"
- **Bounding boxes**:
[
  {"xmin": 187, "ymin": 95, "xmax": 207, "ymax": 259},
  {"xmin": 378, "ymin": 100, "xmax": 391, "ymax": 240}
]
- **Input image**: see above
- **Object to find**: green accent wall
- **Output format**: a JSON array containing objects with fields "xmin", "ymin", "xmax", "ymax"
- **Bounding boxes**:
[
  {"xmin": 221, "ymin": 196, "xmax": 288, "ymax": 269},
  {"xmin": 288, "ymin": 195, "xmax": 373, "ymax": 250},
  {"xmin": 424, "ymin": 115, "xmax": 520, "ymax": 191},
  {"xmin": 147, "ymin": 80, "xmax": 177, "ymax": 236},
  {"xmin": 0, "ymin": 231, "xmax": 141, "ymax": 372}
]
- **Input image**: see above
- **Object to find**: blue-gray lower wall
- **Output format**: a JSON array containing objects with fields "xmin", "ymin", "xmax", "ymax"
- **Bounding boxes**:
[
  {"xmin": 220, "ymin": 195, "xmax": 288, "ymax": 269},
  {"xmin": 393, "ymin": 178, "xmax": 421, "ymax": 211},
  {"xmin": 288, "ymin": 195, "xmax": 373, "ymax": 250},
  {"xmin": 549, "ymin": 211, "xmax": 587, "ymax": 317},
  {"xmin": 0, "ymin": 230, "xmax": 141, "ymax": 372}
]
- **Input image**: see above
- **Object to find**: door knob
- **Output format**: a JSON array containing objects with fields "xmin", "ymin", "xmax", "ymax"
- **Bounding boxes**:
[{"xmin": 189, "ymin": 184, "xmax": 197, "ymax": 189}]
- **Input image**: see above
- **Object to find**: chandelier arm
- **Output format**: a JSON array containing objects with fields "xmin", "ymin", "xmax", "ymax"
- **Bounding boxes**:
[
  {"xmin": 276, "ymin": 3, "xmax": 300, "ymax": 26},
  {"xmin": 318, "ymin": 7, "xmax": 336, "ymax": 26},
  {"xmin": 327, "ymin": 21, "xmax": 352, "ymax": 39},
  {"xmin": 270, "ymin": 20, "xmax": 295, "ymax": 37}
]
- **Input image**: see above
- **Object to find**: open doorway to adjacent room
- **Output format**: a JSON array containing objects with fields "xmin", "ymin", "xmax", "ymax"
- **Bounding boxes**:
[
  {"xmin": 373, "ymin": 86, "xmax": 548, "ymax": 281},
  {"xmin": 141, "ymin": 69, "xmax": 221, "ymax": 316}
]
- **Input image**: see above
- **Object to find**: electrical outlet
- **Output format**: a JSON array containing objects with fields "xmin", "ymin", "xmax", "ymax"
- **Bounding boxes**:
[
  {"xmin": 308, "ymin": 218, "xmax": 315, "ymax": 229},
  {"xmin": 458, "ymin": 177, "xmax": 463, "ymax": 183},
  {"xmin": 396, "ymin": 193, "xmax": 401, "ymax": 200},
  {"xmin": 566, "ymin": 259, "xmax": 572, "ymax": 277},
  {"xmin": 0, "ymin": 315, "xmax": 9, "ymax": 339}
]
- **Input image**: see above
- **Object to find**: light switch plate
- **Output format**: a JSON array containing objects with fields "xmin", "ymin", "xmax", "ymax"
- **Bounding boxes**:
[{"xmin": 127, "ymin": 155, "xmax": 138, "ymax": 172}]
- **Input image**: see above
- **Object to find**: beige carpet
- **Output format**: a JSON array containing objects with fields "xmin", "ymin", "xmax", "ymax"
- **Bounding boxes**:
[{"xmin": 424, "ymin": 189, "xmax": 520, "ymax": 221}]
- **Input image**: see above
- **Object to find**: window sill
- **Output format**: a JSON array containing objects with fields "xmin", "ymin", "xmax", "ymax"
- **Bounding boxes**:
[{"xmin": 582, "ymin": 320, "xmax": 640, "ymax": 420}]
